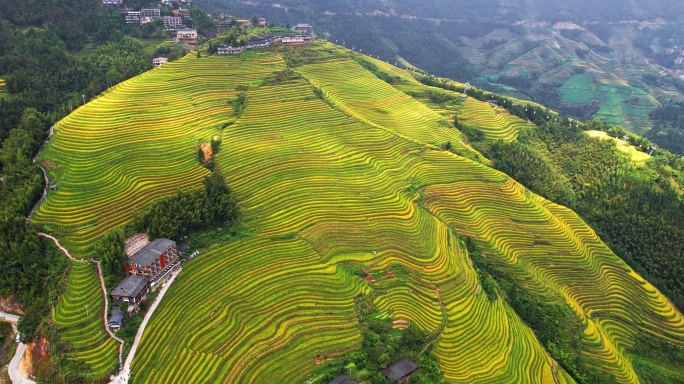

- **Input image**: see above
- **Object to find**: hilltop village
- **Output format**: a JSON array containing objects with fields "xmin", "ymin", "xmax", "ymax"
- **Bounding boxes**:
[{"xmin": 99, "ymin": 0, "xmax": 316, "ymax": 67}]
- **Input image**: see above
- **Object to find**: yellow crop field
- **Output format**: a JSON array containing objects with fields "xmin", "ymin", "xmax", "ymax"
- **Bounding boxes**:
[{"xmin": 34, "ymin": 43, "xmax": 684, "ymax": 383}]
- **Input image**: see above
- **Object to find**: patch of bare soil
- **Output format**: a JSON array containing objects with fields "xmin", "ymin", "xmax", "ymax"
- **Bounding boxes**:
[
  {"xmin": 199, "ymin": 142, "xmax": 213, "ymax": 163},
  {"xmin": 0, "ymin": 297, "xmax": 23, "ymax": 316},
  {"xmin": 125, "ymin": 233, "xmax": 150, "ymax": 258},
  {"xmin": 26, "ymin": 336, "xmax": 51, "ymax": 379}
]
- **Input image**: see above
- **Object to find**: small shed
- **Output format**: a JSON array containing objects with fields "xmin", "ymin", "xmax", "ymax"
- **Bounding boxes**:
[
  {"xmin": 329, "ymin": 374, "xmax": 358, "ymax": 384},
  {"xmin": 108, "ymin": 308, "xmax": 125, "ymax": 330},
  {"xmin": 50, "ymin": 184, "xmax": 59, "ymax": 191},
  {"xmin": 177, "ymin": 242, "xmax": 190, "ymax": 254},
  {"xmin": 382, "ymin": 357, "xmax": 418, "ymax": 383}
]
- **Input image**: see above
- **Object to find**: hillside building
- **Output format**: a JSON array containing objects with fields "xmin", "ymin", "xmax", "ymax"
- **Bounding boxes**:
[
  {"xmin": 329, "ymin": 375, "xmax": 358, "ymax": 384},
  {"xmin": 175, "ymin": 28, "xmax": 198, "ymax": 44},
  {"xmin": 140, "ymin": 8, "xmax": 161, "ymax": 19},
  {"xmin": 124, "ymin": 238, "xmax": 178, "ymax": 280},
  {"xmin": 217, "ymin": 44, "xmax": 243, "ymax": 54},
  {"xmin": 162, "ymin": 16, "xmax": 184, "ymax": 28},
  {"xmin": 282, "ymin": 36, "xmax": 306, "ymax": 44},
  {"xmin": 293, "ymin": 23, "xmax": 314, "ymax": 36},
  {"xmin": 153, "ymin": 57, "xmax": 168, "ymax": 67},
  {"xmin": 111, "ymin": 274, "xmax": 150, "ymax": 312},
  {"xmin": 259, "ymin": 18, "xmax": 267, "ymax": 26},
  {"xmin": 108, "ymin": 308, "xmax": 125, "ymax": 330},
  {"xmin": 102, "ymin": 0, "xmax": 122, "ymax": 4},
  {"xmin": 124, "ymin": 11, "xmax": 141, "ymax": 24},
  {"xmin": 173, "ymin": 8, "xmax": 191, "ymax": 17}
]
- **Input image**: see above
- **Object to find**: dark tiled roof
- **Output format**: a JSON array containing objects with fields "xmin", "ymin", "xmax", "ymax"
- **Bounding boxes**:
[
  {"xmin": 111, "ymin": 275, "xmax": 149, "ymax": 298},
  {"xmin": 109, "ymin": 309, "xmax": 125, "ymax": 324},
  {"xmin": 129, "ymin": 238, "xmax": 175, "ymax": 267},
  {"xmin": 177, "ymin": 242, "xmax": 190, "ymax": 253},
  {"xmin": 329, "ymin": 374, "xmax": 358, "ymax": 384},
  {"xmin": 382, "ymin": 357, "xmax": 418, "ymax": 382}
]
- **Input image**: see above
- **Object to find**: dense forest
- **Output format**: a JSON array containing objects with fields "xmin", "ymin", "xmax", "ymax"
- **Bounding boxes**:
[{"xmin": 648, "ymin": 101, "xmax": 684, "ymax": 155}]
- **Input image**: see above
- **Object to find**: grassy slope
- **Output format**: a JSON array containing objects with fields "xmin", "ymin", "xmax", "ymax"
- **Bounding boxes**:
[
  {"xmin": 586, "ymin": 130, "xmax": 651, "ymax": 163},
  {"xmin": 35, "ymin": 43, "xmax": 684, "ymax": 382}
]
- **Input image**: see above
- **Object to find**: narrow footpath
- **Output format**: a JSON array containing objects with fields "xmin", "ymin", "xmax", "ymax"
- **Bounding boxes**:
[
  {"xmin": 27, "ymin": 125, "xmax": 54, "ymax": 221},
  {"xmin": 0, "ymin": 310, "xmax": 35, "ymax": 384},
  {"xmin": 37, "ymin": 233, "xmax": 124, "ymax": 367},
  {"xmin": 111, "ymin": 268, "xmax": 180, "ymax": 384}
]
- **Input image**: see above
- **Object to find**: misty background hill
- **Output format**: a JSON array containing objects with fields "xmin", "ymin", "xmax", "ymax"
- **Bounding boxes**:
[{"xmin": 198, "ymin": 0, "xmax": 684, "ymax": 154}]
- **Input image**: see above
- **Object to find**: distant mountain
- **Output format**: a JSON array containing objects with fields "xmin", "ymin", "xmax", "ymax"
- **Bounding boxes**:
[{"xmin": 199, "ymin": 0, "xmax": 684, "ymax": 153}]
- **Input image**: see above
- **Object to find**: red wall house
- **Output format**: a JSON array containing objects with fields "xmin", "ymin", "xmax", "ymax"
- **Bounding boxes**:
[{"xmin": 124, "ymin": 238, "xmax": 178, "ymax": 281}]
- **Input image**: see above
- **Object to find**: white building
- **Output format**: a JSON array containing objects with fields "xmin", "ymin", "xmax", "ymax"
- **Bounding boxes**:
[
  {"xmin": 140, "ymin": 8, "xmax": 161, "ymax": 19},
  {"xmin": 217, "ymin": 44, "xmax": 243, "ymax": 55},
  {"xmin": 153, "ymin": 57, "xmax": 168, "ymax": 67},
  {"xmin": 175, "ymin": 28, "xmax": 198, "ymax": 44},
  {"xmin": 102, "ymin": 0, "xmax": 122, "ymax": 4},
  {"xmin": 282, "ymin": 36, "xmax": 305, "ymax": 44},
  {"xmin": 124, "ymin": 11, "xmax": 141, "ymax": 24}
]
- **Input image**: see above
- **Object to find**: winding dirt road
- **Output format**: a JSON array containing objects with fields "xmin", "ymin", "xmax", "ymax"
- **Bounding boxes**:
[
  {"xmin": 27, "ymin": 125, "xmax": 54, "ymax": 221},
  {"xmin": 0, "ymin": 310, "xmax": 35, "ymax": 384}
]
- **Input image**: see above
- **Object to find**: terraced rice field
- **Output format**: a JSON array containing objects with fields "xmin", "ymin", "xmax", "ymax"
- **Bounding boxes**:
[
  {"xmin": 31, "ymin": 54, "xmax": 285, "ymax": 258},
  {"xmin": 456, "ymin": 97, "xmax": 535, "ymax": 141},
  {"xmin": 38, "ymin": 43, "xmax": 684, "ymax": 383},
  {"xmin": 53, "ymin": 262, "xmax": 118, "ymax": 378}
]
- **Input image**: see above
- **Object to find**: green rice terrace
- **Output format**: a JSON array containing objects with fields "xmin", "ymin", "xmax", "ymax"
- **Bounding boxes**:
[
  {"xmin": 52, "ymin": 261, "xmax": 119, "ymax": 378},
  {"xmin": 33, "ymin": 42, "xmax": 684, "ymax": 383}
]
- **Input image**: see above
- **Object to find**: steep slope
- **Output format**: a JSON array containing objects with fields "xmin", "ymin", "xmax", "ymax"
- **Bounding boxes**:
[
  {"xmin": 34, "ymin": 43, "xmax": 684, "ymax": 383},
  {"xmin": 52, "ymin": 262, "xmax": 118, "ymax": 379},
  {"xmin": 32, "ymin": 55, "xmax": 284, "ymax": 257}
]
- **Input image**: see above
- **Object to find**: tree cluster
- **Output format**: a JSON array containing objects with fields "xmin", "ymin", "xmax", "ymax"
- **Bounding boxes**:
[
  {"xmin": 94, "ymin": 229, "xmax": 126, "ymax": 289},
  {"xmin": 132, "ymin": 172, "xmax": 238, "ymax": 241},
  {"xmin": 647, "ymin": 101, "xmax": 684, "ymax": 156}
]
